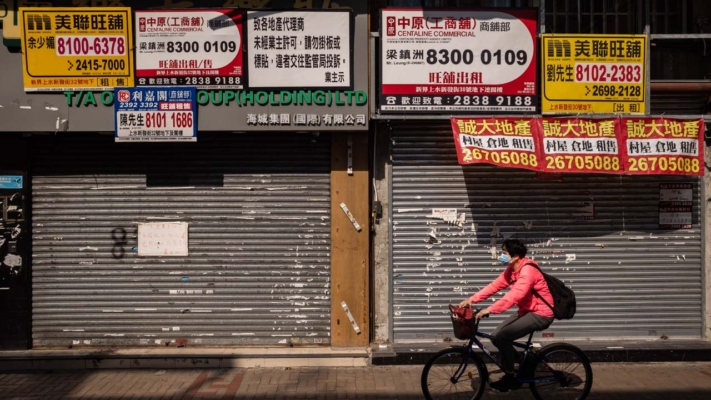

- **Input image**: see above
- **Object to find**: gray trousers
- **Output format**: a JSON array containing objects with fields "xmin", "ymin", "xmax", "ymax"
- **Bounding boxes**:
[{"xmin": 490, "ymin": 312, "xmax": 554, "ymax": 372}]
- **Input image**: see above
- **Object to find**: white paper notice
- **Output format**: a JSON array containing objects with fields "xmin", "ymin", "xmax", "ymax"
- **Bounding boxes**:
[
  {"xmin": 138, "ymin": 222, "xmax": 189, "ymax": 256},
  {"xmin": 246, "ymin": 10, "xmax": 352, "ymax": 89},
  {"xmin": 659, "ymin": 183, "xmax": 693, "ymax": 229},
  {"xmin": 430, "ymin": 208, "xmax": 458, "ymax": 222}
]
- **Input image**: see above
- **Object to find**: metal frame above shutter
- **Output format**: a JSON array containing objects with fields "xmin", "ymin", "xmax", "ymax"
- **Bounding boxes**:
[
  {"xmin": 31, "ymin": 133, "xmax": 331, "ymax": 347},
  {"xmin": 391, "ymin": 123, "xmax": 703, "ymax": 342}
]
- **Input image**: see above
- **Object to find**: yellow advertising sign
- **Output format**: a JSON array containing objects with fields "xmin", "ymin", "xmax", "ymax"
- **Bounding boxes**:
[
  {"xmin": 19, "ymin": 7, "xmax": 134, "ymax": 91},
  {"xmin": 541, "ymin": 34, "xmax": 647, "ymax": 115}
]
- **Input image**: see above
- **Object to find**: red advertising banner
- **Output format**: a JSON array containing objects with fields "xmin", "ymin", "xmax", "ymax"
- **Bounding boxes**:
[
  {"xmin": 451, "ymin": 118, "xmax": 542, "ymax": 171},
  {"xmin": 621, "ymin": 118, "xmax": 704, "ymax": 176},
  {"xmin": 538, "ymin": 118, "xmax": 624, "ymax": 174}
]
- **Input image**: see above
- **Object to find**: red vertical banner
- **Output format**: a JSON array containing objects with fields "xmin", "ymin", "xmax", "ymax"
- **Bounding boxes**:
[
  {"xmin": 538, "ymin": 118, "xmax": 624, "ymax": 174},
  {"xmin": 621, "ymin": 118, "xmax": 704, "ymax": 176},
  {"xmin": 451, "ymin": 118, "xmax": 542, "ymax": 171}
]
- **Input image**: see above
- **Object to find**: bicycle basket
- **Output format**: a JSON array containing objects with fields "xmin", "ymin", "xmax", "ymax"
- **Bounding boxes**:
[{"xmin": 449, "ymin": 304, "xmax": 478, "ymax": 340}]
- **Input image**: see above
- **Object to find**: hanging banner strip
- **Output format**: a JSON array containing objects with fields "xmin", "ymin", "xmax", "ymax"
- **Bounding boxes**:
[
  {"xmin": 451, "ymin": 117, "xmax": 705, "ymax": 176},
  {"xmin": 538, "ymin": 118, "xmax": 624, "ymax": 174},
  {"xmin": 451, "ymin": 117, "xmax": 542, "ymax": 172},
  {"xmin": 621, "ymin": 118, "xmax": 704, "ymax": 176}
]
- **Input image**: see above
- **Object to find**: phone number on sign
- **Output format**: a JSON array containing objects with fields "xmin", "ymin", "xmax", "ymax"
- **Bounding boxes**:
[
  {"xmin": 591, "ymin": 85, "xmax": 642, "ymax": 97},
  {"xmin": 628, "ymin": 156, "xmax": 700, "ymax": 173},
  {"xmin": 70, "ymin": 59, "xmax": 126, "ymax": 72},
  {"xmin": 462, "ymin": 149, "xmax": 539, "ymax": 167},
  {"xmin": 143, "ymin": 112, "xmax": 194, "ymax": 129},
  {"xmin": 545, "ymin": 155, "xmax": 621, "ymax": 171},
  {"xmin": 56, "ymin": 36, "xmax": 126, "ymax": 56},
  {"xmin": 575, "ymin": 63, "xmax": 642, "ymax": 83},
  {"xmin": 454, "ymin": 96, "xmax": 533, "ymax": 106}
]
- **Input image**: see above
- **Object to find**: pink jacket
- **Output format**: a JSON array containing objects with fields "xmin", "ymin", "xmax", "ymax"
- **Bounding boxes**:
[{"xmin": 469, "ymin": 258, "xmax": 554, "ymax": 318}]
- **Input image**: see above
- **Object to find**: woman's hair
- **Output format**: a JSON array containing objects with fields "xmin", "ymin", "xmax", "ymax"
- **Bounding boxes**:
[{"xmin": 503, "ymin": 239, "xmax": 527, "ymax": 258}]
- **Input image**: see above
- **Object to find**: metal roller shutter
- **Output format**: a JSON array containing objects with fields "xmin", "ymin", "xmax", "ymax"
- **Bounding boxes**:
[
  {"xmin": 31, "ymin": 133, "xmax": 331, "ymax": 347},
  {"xmin": 391, "ymin": 122, "xmax": 703, "ymax": 341}
]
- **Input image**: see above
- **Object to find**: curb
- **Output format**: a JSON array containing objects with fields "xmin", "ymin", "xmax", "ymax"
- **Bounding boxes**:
[
  {"xmin": 0, "ymin": 350, "xmax": 370, "ymax": 370},
  {"xmin": 371, "ymin": 340, "xmax": 711, "ymax": 365}
]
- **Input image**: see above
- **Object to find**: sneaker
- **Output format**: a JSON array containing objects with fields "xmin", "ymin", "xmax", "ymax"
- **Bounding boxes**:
[{"xmin": 489, "ymin": 373, "xmax": 522, "ymax": 393}]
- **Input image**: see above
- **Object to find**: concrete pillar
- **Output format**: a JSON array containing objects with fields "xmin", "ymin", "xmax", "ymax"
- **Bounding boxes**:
[{"xmin": 373, "ymin": 122, "xmax": 392, "ymax": 343}]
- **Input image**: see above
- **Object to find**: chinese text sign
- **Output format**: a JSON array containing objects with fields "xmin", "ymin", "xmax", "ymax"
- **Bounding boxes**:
[
  {"xmin": 621, "ymin": 118, "xmax": 703, "ymax": 176},
  {"xmin": 135, "ymin": 9, "xmax": 244, "ymax": 89},
  {"xmin": 382, "ymin": 9, "xmax": 537, "ymax": 112},
  {"xmin": 20, "ymin": 7, "xmax": 134, "ymax": 91},
  {"xmin": 539, "ymin": 118, "xmax": 624, "ymax": 174},
  {"xmin": 246, "ymin": 10, "xmax": 352, "ymax": 89},
  {"xmin": 451, "ymin": 117, "xmax": 541, "ymax": 171},
  {"xmin": 114, "ymin": 86, "xmax": 197, "ymax": 142},
  {"xmin": 541, "ymin": 34, "xmax": 647, "ymax": 115}
]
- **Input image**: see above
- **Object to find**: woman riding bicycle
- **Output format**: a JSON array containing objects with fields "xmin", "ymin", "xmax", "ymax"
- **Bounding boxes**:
[{"xmin": 459, "ymin": 239, "xmax": 554, "ymax": 393}]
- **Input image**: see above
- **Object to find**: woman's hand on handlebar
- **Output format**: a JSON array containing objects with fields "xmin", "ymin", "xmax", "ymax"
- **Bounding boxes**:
[
  {"xmin": 458, "ymin": 298, "xmax": 473, "ymax": 309},
  {"xmin": 475, "ymin": 308, "xmax": 491, "ymax": 320}
]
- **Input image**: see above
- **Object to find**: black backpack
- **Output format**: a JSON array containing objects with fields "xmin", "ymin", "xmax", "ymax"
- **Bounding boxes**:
[{"xmin": 523, "ymin": 263, "xmax": 576, "ymax": 320}]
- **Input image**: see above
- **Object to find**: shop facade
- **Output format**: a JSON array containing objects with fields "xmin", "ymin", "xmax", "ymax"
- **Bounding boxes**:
[
  {"xmin": 0, "ymin": 1, "xmax": 370, "ymax": 349},
  {"xmin": 384, "ymin": 120, "xmax": 704, "ymax": 342},
  {"xmin": 371, "ymin": 0, "xmax": 711, "ymax": 345}
]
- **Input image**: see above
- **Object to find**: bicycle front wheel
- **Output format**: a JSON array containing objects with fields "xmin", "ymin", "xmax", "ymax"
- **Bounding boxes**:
[
  {"xmin": 421, "ymin": 347, "xmax": 487, "ymax": 400},
  {"xmin": 528, "ymin": 343, "xmax": 593, "ymax": 400}
]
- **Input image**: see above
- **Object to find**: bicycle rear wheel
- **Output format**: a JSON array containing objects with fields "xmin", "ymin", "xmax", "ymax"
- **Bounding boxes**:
[
  {"xmin": 421, "ymin": 347, "xmax": 487, "ymax": 400},
  {"xmin": 528, "ymin": 343, "xmax": 593, "ymax": 400}
]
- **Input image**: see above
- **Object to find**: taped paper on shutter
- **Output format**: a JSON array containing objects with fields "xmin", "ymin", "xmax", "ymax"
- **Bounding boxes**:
[
  {"xmin": 347, "ymin": 135, "xmax": 353, "ymax": 175},
  {"xmin": 341, "ymin": 301, "xmax": 361, "ymax": 335},
  {"xmin": 339, "ymin": 203, "xmax": 362, "ymax": 232},
  {"xmin": 138, "ymin": 222, "xmax": 189, "ymax": 256}
]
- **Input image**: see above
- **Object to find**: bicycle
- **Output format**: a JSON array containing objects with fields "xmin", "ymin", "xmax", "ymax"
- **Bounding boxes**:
[{"xmin": 421, "ymin": 307, "xmax": 593, "ymax": 400}]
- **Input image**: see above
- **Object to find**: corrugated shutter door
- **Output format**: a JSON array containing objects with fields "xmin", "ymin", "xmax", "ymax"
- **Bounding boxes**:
[
  {"xmin": 391, "ymin": 123, "xmax": 703, "ymax": 341},
  {"xmin": 31, "ymin": 133, "xmax": 331, "ymax": 346}
]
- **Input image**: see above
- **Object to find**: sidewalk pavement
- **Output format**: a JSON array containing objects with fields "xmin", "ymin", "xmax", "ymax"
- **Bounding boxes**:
[{"xmin": 2, "ymin": 362, "xmax": 711, "ymax": 400}]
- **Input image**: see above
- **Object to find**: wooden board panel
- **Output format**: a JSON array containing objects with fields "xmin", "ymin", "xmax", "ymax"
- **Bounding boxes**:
[{"xmin": 331, "ymin": 133, "xmax": 370, "ymax": 347}]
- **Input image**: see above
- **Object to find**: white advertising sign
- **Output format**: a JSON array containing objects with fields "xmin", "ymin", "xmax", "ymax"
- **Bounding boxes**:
[
  {"xmin": 380, "ymin": 8, "xmax": 538, "ymax": 112},
  {"xmin": 135, "ymin": 10, "xmax": 244, "ymax": 89},
  {"xmin": 138, "ymin": 222, "xmax": 189, "ymax": 256},
  {"xmin": 659, "ymin": 183, "xmax": 693, "ymax": 229},
  {"xmin": 246, "ymin": 10, "xmax": 352, "ymax": 89}
]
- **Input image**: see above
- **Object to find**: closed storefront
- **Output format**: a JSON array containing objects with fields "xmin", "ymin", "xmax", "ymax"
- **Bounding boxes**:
[
  {"xmin": 371, "ymin": 2, "xmax": 711, "ymax": 346},
  {"xmin": 0, "ymin": 2, "xmax": 371, "ymax": 350},
  {"xmin": 390, "ymin": 122, "xmax": 704, "ymax": 342},
  {"xmin": 29, "ymin": 133, "xmax": 333, "ymax": 346}
]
